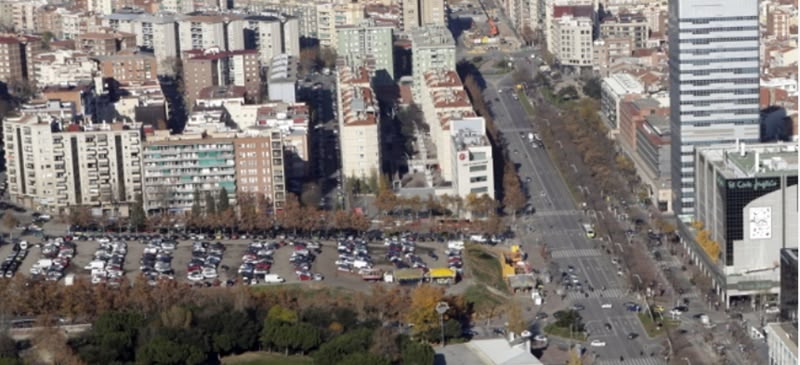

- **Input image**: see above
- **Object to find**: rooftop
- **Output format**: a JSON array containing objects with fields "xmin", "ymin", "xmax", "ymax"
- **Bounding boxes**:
[
  {"xmin": 5, "ymin": 114, "xmax": 139, "ymax": 132},
  {"xmin": 604, "ymin": 73, "xmax": 645, "ymax": 95},
  {"xmin": 643, "ymin": 114, "xmax": 670, "ymax": 135},
  {"xmin": 698, "ymin": 142, "xmax": 799, "ymax": 179},
  {"xmin": 269, "ymin": 54, "xmax": 298, "ymax": 81},
  {"xmin": 197, "ymin": 85, "xmax": 247, "ymax": 100},
  {"xmin": 553, "ymin": 4, "xmax": 594, "ymax": 19},
  {"xmin": 766, "ymin": 322, "xmax": 798, "ymax": 359},
  {"xmin": 184, "ymin": 48, "xmax": 258, "ymax": 61},
  {"xmin": 410, "ymin": 25, "xmax": 455, "ymax": 48},
  {"xmin": 436, "ymin": 339, "xmax": 543, "ymax": 365}
]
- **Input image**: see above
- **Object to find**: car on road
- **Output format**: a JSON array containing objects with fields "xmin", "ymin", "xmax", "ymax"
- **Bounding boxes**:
[
  {"xmin": 571, "ymin": 304, "xmax": 585, "ymax": 311},
  {"xmin": 604, "ymin": 323, "xmax": 612, "ymax": 330},
  {"xmin": 590, "ymin": 340, "xmax": 606, "ymax": 347},
  {"xmin": 627, "ymin": 332, "xmax": 639, "ymax": 340},
  {"xmin": 601, "ymin": 303, "xmax": 612, "ymax": 309},
  {"xmin": 535, "ymin": 312, "xmax": 548, "ymax": 320}
]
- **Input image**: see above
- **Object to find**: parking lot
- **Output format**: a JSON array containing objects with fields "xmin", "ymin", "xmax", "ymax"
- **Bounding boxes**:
[{"xmin": 0, "ymin": 234, "xmax": 467, "ymax": 291}]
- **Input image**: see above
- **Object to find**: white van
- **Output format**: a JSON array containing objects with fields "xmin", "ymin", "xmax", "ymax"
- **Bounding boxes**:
[
  {"xmin": 84, "ymin": 260, "xmax": 106, "ymax": 271},
  {"xmin": 353, "ymin": 260, "xmax": 372, "ymax": 269},
  {"xmin": 448, "ymin": 241, "xmax": 465, "ymax": 250},
  {"xmin": 263, "ymin": 274, "xmax": 285, "ymax": 284}
]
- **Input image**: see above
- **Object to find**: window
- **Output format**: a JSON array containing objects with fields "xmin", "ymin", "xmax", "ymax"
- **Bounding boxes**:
[
  {"xmin": 470, "ymin": 176, "xmax": 487, "ymax": 183},
  {"xmin": 469, "ymin": 165, "xmax": 487, "ymax": 172}
]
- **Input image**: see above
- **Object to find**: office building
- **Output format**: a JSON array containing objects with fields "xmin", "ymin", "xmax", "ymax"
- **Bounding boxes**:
[
  {"xmin": 94, "ymin": 51, "xmax": 158, "ymax": 84},
  {"xmin": 410, "ymin": 25, "xmax": 456, "ymax": 97},
  {"xmin": 668, "ymin": 0, "xmax": 761, "ymax": 216},
  {"xmin": 692, "ymin": 142, "xmax": 798, "ymax": 308},
  {"xmin": 545, "ymin": 3, "xmax": 594, "ymax": 58},
  {"xmin": 335, "ymin": 62, "xmax": 381, "ymax": 180},
  {"xmin": 635, "ymin": 114, "xmax": 672, "ymax": 212},
  {"xmin": 182, "ymin": 48, "xmax": 261, "ymax": 106},
  {"xmin": 765, "ymin": 322, "xmax": 797, "ymax": 365},
  {"xmin": 601, "ymin": 73, "xmax": 645, "ymax": 131},
  {"xmin": 336, "ymin": 20, "xmax": 395, "ymax": 81},
  {"xmin": 600, "ymin": 12, "xmax": 649, "ymax": 49},
  {"xmin": 32, "ymin": 50, "xmax": 97, "ymax": 87},
  {"xmin": 267, "ymin": 54, "xmax": 297, "ymax": 104},
  {"xmin": 451, "ymin": 118, "xmax": 495, "ymax": 200},
  {"xmin": 780, "ymin": 248, "xmax": 797, "ymax": 323},
  {"xmin": 3, "ymin": 115, "xmax": 143, "ymax": 217}
]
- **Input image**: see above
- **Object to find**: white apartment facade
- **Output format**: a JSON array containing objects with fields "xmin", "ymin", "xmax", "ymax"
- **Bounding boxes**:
[
  {"xmin": 178, "ymin": 15, "xmax": 239, "ymax": 53},
  {"xmin": 410, "ymin": 25, "xmax": 457, "ymax": 97},
  {"xmin": 552, "ymin": 15, "xmax": 594, "ymax": 67},
  {"xmin": 335, "ymin": 63, "xmax": 381, "ymax": 180},
  {"xmin": 32, "ymin": 50, "xmax": 98, "ymax": 87},
  {"xmin": 336, "ymin": 20, "xmax": 395, "ymax": 80},
  {"xmin": 3, "ymin": 115, "xmax": 143, "ymax": 217},
  {"xmin": 105, "ymin": 12, "xmax": 180, "ymax": 69},
  {"xmin": 267, "ymin": 54, "xmax": 297, "ymax": 104},
  {"xmin": 668, "ymin": 0, "xmax": 761, "ymax": 216}
]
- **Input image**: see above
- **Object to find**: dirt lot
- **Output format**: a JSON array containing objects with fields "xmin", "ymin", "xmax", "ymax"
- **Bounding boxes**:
[{"xmin": 0, "ymin": 235, "xmax": 458, "ymax": 292}]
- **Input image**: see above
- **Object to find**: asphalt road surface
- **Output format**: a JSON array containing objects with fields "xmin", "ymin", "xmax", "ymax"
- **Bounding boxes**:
[{"xmin": 483, "ymin": 67, "xmax": 666, "ymax": 364}]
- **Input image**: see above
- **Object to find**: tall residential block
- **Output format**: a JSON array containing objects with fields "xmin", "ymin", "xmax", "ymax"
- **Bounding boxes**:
[
  {"xmin": 3, "ymin": 116, "xmax": 143, "ymax": 217},
  {"xmin": 104, "ymin": 12, "xmax": 180, "ymax": 71},
  {"xmin": 668, "ymin": 0, "xmax": 761, "ymax": 215},
  {"xmin": 335, "ymin": 62, "xmax": 381, "ymax": 180},
  {"xmin": 178, "ymin": 14, "xmax": 244, "ymax": 53},
  {"xmin": 0, "ymin": 34, "xmax": 42, "ymax": 84},
  {"xmin": 402, "ymin": 0, "xmax": 445, "ymax": 31},
  {"xmin": 410, "ymin": 25, "xmax": 456, "ymax": 97},
  {"xmin": 243, "ymin": 15, "xmax": 301, "ymax": 64},
  {"xmin": 600, "ymin": 12, "xmax": 649, "ymax": 49},
  {"xmin": 336, "ymin": 20, "xmax": 395, "ymax": 81},
  {"xmin": 182, "ymin": 48, "xmax": 261, "ymax": 106}
]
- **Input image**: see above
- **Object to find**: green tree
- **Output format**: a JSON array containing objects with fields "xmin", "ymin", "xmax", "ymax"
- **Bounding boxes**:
[
  {"xmin": 502, "ymin": 161, "xmax": 527, "ymax": 220},
  {"xmin": 204, "ymin": 191, "xmax": 217, "ymax": 216},
  {"xmin": 557, "ymin": 86, "xmax": 579, "ymax": 101},
  {"xmin": 400, "ymin": 338, "xmax": 435, "ymax": 365},
  {"xmin": 200, "ymin": 310, "xmax": 261, "ymax": 356},
  {"xmin": 130, "ymin": 193, "xmax": 147, "ymax": 231},
  {"xmin": 73, "ymin": 311, "xmax": 145, "ymax": 364},
  {"xmin": 217, "ymin": 188, "xmax": 230, "ymax": 212},
  {"xmin": 135, "ymin": 335, "xmax": 206, "ymax": 365},
  {"xmin": 313, "ymin": 328, "xmax": 374, "ymax": 365},
  {"xmin": 582, "ymin": 77, "xmax": 602, "ymax": 99}
]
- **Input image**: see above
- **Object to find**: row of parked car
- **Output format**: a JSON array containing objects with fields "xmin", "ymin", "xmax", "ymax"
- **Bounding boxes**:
[
  {"xmin": 337, "ymin": 238, "xmax": 373, "ymax": 273},
  {"xmin": 384, "ymin": 237, "xmax": 427, "ymax": 270},
  {"xmin": 187, "ymin": 241, "xmax": 226, "ymax": 282},
  {"xmin": 1, "ymin": 242, "xmax": 28, "ymax": 278},
  {"xmin": 290, "ymin": 241, "xmax": 322, "ymax": 281},
  {"xmin": 31, "ymin": 238, "xmax": 75, "ymax": 281},
  {"xmin": 140, "ymin": 238, "xmax": 177, "ymax": 285},
  {"xmin": 84, "ymin": 238, "xmax": 127, "ymax": 286},
  {"xmin": 239, "ymin": 241, "xmax": 281, "ymax": 284}
]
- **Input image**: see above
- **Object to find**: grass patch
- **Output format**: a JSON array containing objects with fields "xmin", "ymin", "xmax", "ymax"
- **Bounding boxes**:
[
  {"xmin": 543, "ymin": 323, "xmax": 587, "ymax": 341},
  {"xmin": 464, "ymin": 244, "xmax": 508, "ymax": 293},
  {"xmin": 463, "ymin": 284, "xmax": 507, "ymax": 316},
  {"xmin": 221, "ymin": 352, "xmax": 312, "ymax": 365},
  {"xmin": 637, "ymin": 312, "xmax": 680, "ymax": 338},
  {"xmin": 516, "ymin": 90, "xmax": 535, "ymax": 116}
]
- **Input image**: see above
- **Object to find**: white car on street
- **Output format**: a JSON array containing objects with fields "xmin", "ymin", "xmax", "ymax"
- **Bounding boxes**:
[
  {"xmin": 601, "ymin": 303, "xmax": 613, "ymax": 309},
  {"xmin": 590, "ymin": 340, "xmax": 606, "ymax": 347}
]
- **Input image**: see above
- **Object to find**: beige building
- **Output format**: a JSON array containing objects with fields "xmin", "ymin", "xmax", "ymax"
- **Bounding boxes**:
[
  {"xmin": 104, "ymin": 11, "xmax": 181, "ymax": 70},
  {"xmin": 545, "ymin": 1, "xmax": 593, "ymax": 56},
  {"xmin": 3, "ymin": 115, "xmax": 143, "ymax": 217},
  {"xmin": 335, "ymin": 62, "xmax": 382, "ymax": 180},
  {"xmin": 504, "ymin": 0, "xmax": 540, "ymax": 33},
  {"xmin": 182, "ymin": 48, "xmax": 261, "ymax": 107},
  {"xmin": 600, "ymin": 12, "xmax": 649, "ymax": 49},
  {"xmin": 177, "ymin": 14, "xmax": 244, "ymax": 53},
  {"xmin": 0, "ymin": 34, "xmax": 42, "ymax": 85},
  {"xmin": 552, "ymin": 15, "xmax": 594, "ymax": 67},
  {"xmin": 76, "ymin": 30, "xmax": 137, "ymax": 56},
  {"xmin": 402, "ymin": 0, "xmax": 446, "ymax": 31},
  {"xmin": 592, "ymin": 37, "xmax": 633, "ymax": 77},
  {"xmin": 95, "ymin": 51, "xmax": 158, "ymax": 84}
]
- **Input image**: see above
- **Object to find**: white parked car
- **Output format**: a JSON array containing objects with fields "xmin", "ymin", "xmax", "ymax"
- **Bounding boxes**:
[
  {"xmin": 202, "ymin": 267, "xmax": 218, "ymax": 279},
  {"xmin": 601, "ymin": 303, "xmax": 613, "ymax": 309},
  {"xmin": 590, "ymin": 340, "xmax": 606, "ymax": 347},
  {"xmin": 765, "ymin": 306, "xmax": 780, "ymax": 314},
  {"xmin": 187, "ymin": 271, "xmax": 204, "ymax": 282}
]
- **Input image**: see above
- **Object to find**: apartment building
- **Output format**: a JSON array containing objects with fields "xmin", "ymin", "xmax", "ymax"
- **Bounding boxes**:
[
  {"xmin": 635, "ymin": 114, "xmax": 672, "ymax": 212},
  {"xmin": 336, "ymin": 20, "xmax": 395, "ymax": 81},
  {"xmin": 336, "ymin": 62, "xmax": 381, "ymax": 180},
  {"xmin": 766, "ymin": 7, "xmax": 790, "ymax": 40},
  {"xmin": 32, "ymin": 50, "xmax": 97, "ymax": 87},
  {"xmin": 552, "ymin": 15, "xmax": 594, "ymax": 67},
  {"xmin": 35, "ymin": 6, "xmax": 62, "ymax": 36},
  {"xmin": 668, "ymin": 0, "xmax": 761, "ymax": 216},
  {"xmin": 592, "ymin": 37, "xmax": 634, "ymax": 77},
  {"xmin": 94, "ymin": 51, "xmax": 158, "ymax": 84},
  {"xmin": 248, "ymin": 2, "xmax": 318, "ymax": 42},
  {"xmin": 3, "ymin": 0, "xmax": 42, "ymax": 33},
  {"xmin": 545, "ymin": 2, "xmax": 594, "ymax": 55},
  {"xmin": 780, "ymin": 248, "xmax": 798, "ymax": 323},
  {"xmin": 692, "ymin": 142, "xmax": 798, "ymax": 307},
  {"xmin": 182, "ymin": 48, "xmax": 261, "ymax": 106},
  {"xmin": 242, "ymin": 15, "xmax": 300, "ymax": 64},
  {"xmin": 418, "ymin": 70, "xmax": 476, "ymax": 183},
  {"xmin": 600, "ymin": 12, "xmax": 649, "ymax": 49},
  {"xmin": 104, "ymin": 11, "xmax": 180, "ymax": 68},
  {"xmin": 765, "ymin": 322, "xmax": 798, "ymax": 365},
  {"xmin": 76, "ymin": 30, "xmax": 137, "ymax": 56},
  {"xmin": 59, "ymin": 9, "xmax": 94, "ymax": 40},
  {"xmin": 3, "ymin": 115, "xmax": 143, "ymax": 217},
  {"xmin": 178, "ymin": 14, "xmax": 244, "ymax": 53},
  {"xmin": 618, "ymin": 96, "xmax": 667, "ymax": 153},
  {"xmin": 600, "ymin": 73, "xmax": 644, "ymax": 131},
  {"xmin": 504, "ymin": 0, "xmax": 540, "ymax": 33},
  {"xmin": 233, "ymin": 130, "xmax": 287, "ymax": 209},
  {"xmin": 0, "ymin": 34, "xmax": 42, "ymax": 84},
  {"xmin": 267, "ymin": 54, "xmax": 297, "ymax": 104},
  {"xmin": 451, "ymin": 118, "xmax": 495, "ymax": 200},
  {"xmin": 410, "ymin": 25, "xmax": 456, "ymax": 97}
]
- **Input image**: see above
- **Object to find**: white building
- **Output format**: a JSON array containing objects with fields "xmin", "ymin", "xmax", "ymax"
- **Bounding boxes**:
[
  {"xmin": 32, "ymin": 50, "xmax": 97, "ymax": 87},
  {"xmin": 336, "ymin": 20, "xmax": 395, "ymax": 81},
  {"xmin": 104, "ymin": 12, "xmax": 180, "ymax": 70},
  {"xmin": 552, "ymin": 15, "xmax": 594, "ymax": 67},
  {"xmin": 451, "ymin": 118, "xmax": 495, "ymax": 199},
  {"xmin": 178, "ymin": 14, "xmax": 240, "ymax": 53},
  {"xmin": 410, "ymin": 25, "xmax": 456, "ymax": 98},
  {"xmin": 765, "ymin": 323, "xmax": 798, "ymax": 365},
  {"xmin": 241, "ymin": 15, "xmax": 300, "ymax": 63},
  {"xmin": 335, "ymin": 62, "xmax": 382, "ymax": 180},
  {"xmin": 691, "ymin": 142, "xmax": 798, "ymax": 308},
  {"xmin": 601, "ymin": 73, "xmax": 644, "ymax": 130},
  {"xmin": 3, "ymin": 115, "xmax": 143, "ymax": 217},
  {"xmin": 668, "ymin": 0, "xmax": 761, "ymax": 216},
  {"xmin": 267, "ymin": 54, "xmax": 297, "ymax": 104}
]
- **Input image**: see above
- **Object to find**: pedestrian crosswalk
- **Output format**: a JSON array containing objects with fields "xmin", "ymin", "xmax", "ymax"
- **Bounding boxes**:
[
  {"xmin": 551, "ymin": 248, "xmax": 604, "ymax": 259},
  {"xmin": 565, "ymin": 288, "xmax": 627, "ymax": 300},
  {"xmin": 595, "ymin": 357, "xmax": 667, "ymax": 365}
]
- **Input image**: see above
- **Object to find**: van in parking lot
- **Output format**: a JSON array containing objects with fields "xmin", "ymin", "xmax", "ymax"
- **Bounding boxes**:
[
  {"xmin": 263, "ymin": 274, "xmax": 285, "ymax": 283},
  {"xmin": 448, "ymin": 241, "xmax": 465, "ymax": 250}
]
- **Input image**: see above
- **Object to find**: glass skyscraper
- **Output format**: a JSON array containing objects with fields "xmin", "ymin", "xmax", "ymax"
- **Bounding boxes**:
[{"xmin": 668, "ymin": 0, "xmax": 761, "ymax": 216}]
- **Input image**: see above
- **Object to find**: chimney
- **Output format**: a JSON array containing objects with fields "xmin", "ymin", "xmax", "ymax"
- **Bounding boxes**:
[{"xmin": 740, "ymin": 142, "xmax": 746, "ymax": 157}]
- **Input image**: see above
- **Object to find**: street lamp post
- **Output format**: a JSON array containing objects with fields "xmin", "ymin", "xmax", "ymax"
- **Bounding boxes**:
[{"xmin": 436, "ymin": 302, "xmax": 450, "ymax": 347}]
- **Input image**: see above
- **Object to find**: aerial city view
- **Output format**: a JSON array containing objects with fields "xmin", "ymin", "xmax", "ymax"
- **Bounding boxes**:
[{"xmin": 0, "ymin": 0, "xmax": 796, "ymax": 363}]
